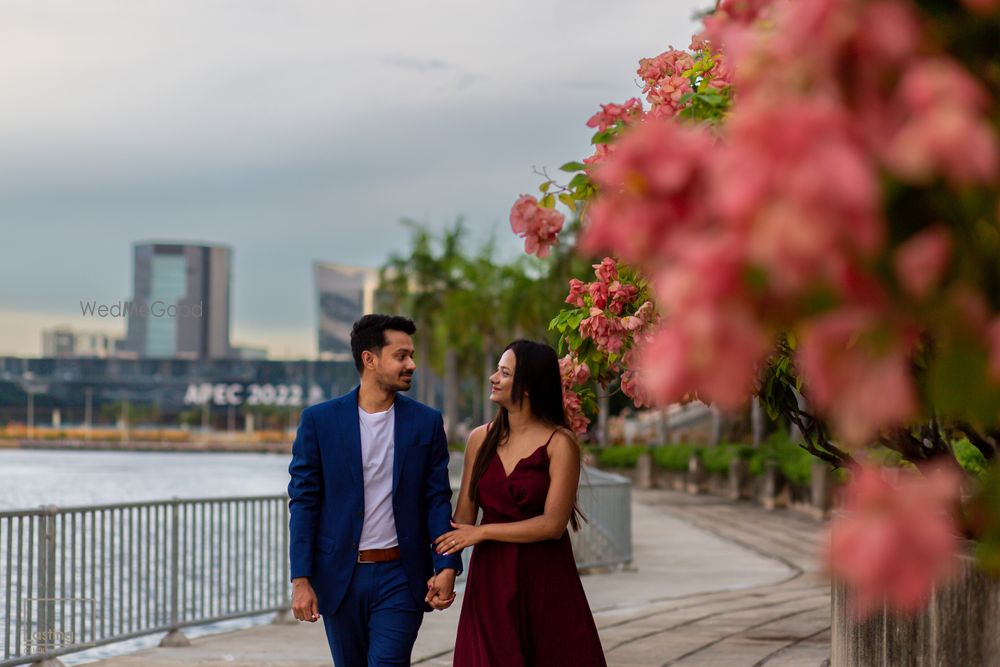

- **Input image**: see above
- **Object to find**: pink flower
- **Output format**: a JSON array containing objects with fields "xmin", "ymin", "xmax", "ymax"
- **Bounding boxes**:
[
  {"xmin": 580, "ymin": 309, "xmax": 626, "ymax": 355},
  {"xmin": 593, "ymin": 257, "xmax": 618, "ymax": 283},
  {"xmin": 633, "ymin": 300, "xmax": 657, "ymax": 324},
  {"xmin": 582, "ymin": 119, "xmax": 714, "ymax": 266},
  {"xmin": 883, "ymin": 59, "xmax": 998, "ymax": 186},
  {"xmin": 559, "ymin": 354, "xmax": 591, "ymax": 388},
  {"xmin": 509, "ymin": 194, "xmax": 565, "ymax": 258},
  {"xmin": 619, "ymin": 300, "xmax": 659, "ymax": 332},
  {"xmin": 826, "ymin": 461, "xmax": 962, "ymax": 618},
  {"xmin": 796, "ymin": 308, "xmax": 917, "ymax": 446},
  {"xmin": 698, "ymin": 0, "xmax": 775, "ymax": 63},
  {"xmin": 713, "ymin": 97, "xmax": 883, "ymax": 298},
  {"xmin": 565, "ymin": 278, "xmax": 587, "ymax": 308},
  {"xmin": 620, "ymin": 347, "xmax": 656, "ymax": 408},
  {"xmin": 637, "ymin": 48, "xmax": 695, "ymax": 116},
  {"xmin": 563, "ymin": 388, "xmax": 591, "ymax": 435},
  {"xmin": 586, "ymin": 98, "xmax": 644, "ymax": 133},
  {"xmin": 608, "ymin": 281, "xmax": 639, "ymax": 316},
  {"xmin": 893, "ymin": 226, "xmax": 952, "ymax": 301},
  {"xmin": 853, "ymin": 2, "xmax": 921, "ymax": 65},
  {"xmin": 584, "ymin": 142, "xmax": 615, "ymax": 168},
  {"xmin": 587, "ymin": 281, "xmax": 608, "ymax": 310},
  {"xmin": 638, "ymin": 305, "xmax": 770, "ymax": 409}
]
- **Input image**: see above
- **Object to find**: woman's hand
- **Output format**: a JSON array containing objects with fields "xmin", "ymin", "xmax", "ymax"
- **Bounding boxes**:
[{"xmin": 434, "ymin": 520, "xmax": 485, "ymax": 555}]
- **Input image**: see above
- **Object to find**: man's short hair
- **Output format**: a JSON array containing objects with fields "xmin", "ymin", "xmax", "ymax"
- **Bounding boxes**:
[{"xmin": 350, "ymin": 314, "xmax": 417, "ymax": 373}]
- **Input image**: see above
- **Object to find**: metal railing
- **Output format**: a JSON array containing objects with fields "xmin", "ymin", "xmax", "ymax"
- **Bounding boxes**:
[
  {"xmin": 0, "ymin": 496, "xmax": 290, "ymax": 666},
  {"xmin": 572, "ymin": 467, "xmax": 633, "ymax": 570},
  {"xmin": 0, "ymin": 467, "xmax": 631, "ymax": 666}
]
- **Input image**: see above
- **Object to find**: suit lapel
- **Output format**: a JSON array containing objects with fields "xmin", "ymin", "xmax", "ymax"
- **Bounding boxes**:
[
  {"xmin": 340, "ymin": 386, "xmax": 363, "ymax": 491},
  {"xmin": 392, "ymin": 395, "xmax": 414, "ymax": 495}
]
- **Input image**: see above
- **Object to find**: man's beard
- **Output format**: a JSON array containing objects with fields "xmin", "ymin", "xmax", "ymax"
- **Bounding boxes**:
[{"xmin": 382, "ymin": 372, "xmax": 413, "ymax": 392}]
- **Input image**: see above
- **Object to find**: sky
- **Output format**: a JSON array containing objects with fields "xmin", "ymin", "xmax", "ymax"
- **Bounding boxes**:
[{"xmin": 0, "ymin": 0, "xmax": 705, "ymax": 358}]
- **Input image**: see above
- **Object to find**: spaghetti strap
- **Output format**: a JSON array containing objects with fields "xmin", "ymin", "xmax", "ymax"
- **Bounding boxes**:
[{"xmin": 543, "ymin": 428, "xmax": 559, "ymax": 447}]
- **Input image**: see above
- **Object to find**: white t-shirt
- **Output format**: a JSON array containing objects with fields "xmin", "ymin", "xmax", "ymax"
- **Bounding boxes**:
[{"xmin": 357, "ymin": 404, "xmax": 399, "ymax": 550}]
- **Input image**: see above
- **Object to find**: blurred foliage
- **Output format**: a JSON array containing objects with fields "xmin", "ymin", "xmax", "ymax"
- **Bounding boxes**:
[{"xmin": 596, "ymin": 445, "xmax": 648, "ymax": 469}]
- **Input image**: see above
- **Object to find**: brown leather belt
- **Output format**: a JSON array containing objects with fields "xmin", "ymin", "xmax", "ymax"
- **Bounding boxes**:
[{"xmin": 357, "ymin": 546, "xmax": 401, "ymax": 563}]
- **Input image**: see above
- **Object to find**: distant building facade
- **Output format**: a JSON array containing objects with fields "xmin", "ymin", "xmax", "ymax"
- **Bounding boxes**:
[
  {"xmin": 0, "ymin": 355, "xmax": 358, "ymax": 423},
  {"xmin": 121, "ymin": 242, "xmax": 233, "ymax": 360},
  {"xmin": 41, "ymin": 327, "xmax": 117, "ymax": 358},
  {"xmin": 314, "ymin": 262, "xmax": 379, "ymax": 361}
]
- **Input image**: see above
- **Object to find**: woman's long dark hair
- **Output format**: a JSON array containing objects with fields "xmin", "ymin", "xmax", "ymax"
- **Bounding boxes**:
[{"xmin": 469, "ymin": 339, "xmax": 583, "ymax": 530}]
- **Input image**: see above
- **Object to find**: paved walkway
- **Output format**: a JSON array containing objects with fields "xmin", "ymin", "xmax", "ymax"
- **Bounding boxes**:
[{"xmin": 83, "ymin": 490, "xmax": 830, "ymax": 667}]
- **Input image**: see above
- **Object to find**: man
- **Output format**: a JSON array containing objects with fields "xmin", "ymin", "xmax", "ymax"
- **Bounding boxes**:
[{"xmin": 287, "ymin": 314, "xmax": 462, "ymax": 665}]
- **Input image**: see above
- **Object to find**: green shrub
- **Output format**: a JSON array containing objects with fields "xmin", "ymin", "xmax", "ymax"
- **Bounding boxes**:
[
  {"xmin": 954, "ymin": 438, "xmax": 989, "ymax": 478},
  {"xmin": 652, "ymin": 443, "xmax": 703, "ymax": 471},
  {"xmin": 596, "ymin": 445, "xmax": 647, "ymax": 469},
  {"xmin": 748, "ymin": 432, "xmax": 818, "ymax": 485},
  {"xmin": 700, "ymin": 446, "xmax": 731, "ymax": 474},
  {"xmin": 699, "ymin": 443, "xmax": 755, "ymax": 474}
]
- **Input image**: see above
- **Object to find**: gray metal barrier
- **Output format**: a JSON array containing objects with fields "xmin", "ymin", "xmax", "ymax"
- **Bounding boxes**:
[
  {"xmin": 0, "ymin": 496, "xmax": 289, "ymax": 666},
  {"xmin": 572, "ymin": 467, "xmax": 633, "ymax": 570},
  {"xmin": 1, "ymin": 467, "xmax": 631, "ymax": 666}
]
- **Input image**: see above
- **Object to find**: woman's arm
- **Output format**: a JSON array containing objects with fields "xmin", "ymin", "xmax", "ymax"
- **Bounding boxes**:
[
  {"xmin": 452, "ymin": 425, "xmax": 485, "ymax": 525},
  {"xmin": 436, "ymin": 430, "xmax": 580, "ymax": 554}
]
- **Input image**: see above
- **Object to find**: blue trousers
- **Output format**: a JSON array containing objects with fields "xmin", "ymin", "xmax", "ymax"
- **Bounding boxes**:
[{"xmin": 322, "ymin": 559, "xmax": 424, "ymax": 666}]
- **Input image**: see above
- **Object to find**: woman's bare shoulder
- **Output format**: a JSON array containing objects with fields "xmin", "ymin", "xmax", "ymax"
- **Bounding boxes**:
[
  {"xmin": 548, "ymin": 427, "xmax": 581, "ymax": 457},
  {"xmin": 466, "ymin": 423, "xmax": 491, "ymax": 454}
]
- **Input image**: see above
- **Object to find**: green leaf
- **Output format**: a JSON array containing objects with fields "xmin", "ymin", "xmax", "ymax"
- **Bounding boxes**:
[
  {"xmin": 568, "ymin": 173, "xmax": 590, "ymax": 191},
  {"xmin": 928, "ymin": 341, "xmax": 1000, "ymax": 424},
  {"xmin": 558, "ymin": 193, "xmax": 577, "ymax": 212},
  {"xmin": 591, "ymin": 129, "xmax": 616, "ymax": 145},
  {"xmin": 539, "ymin": 193, "xmax": 555, "ymax": 208},
  {"xmin": 559, "ymin": 161, "xmax": 586, "ymax": 173},
  {"xmin": 539, "ymin": 181, "xmax": 551, "ymax": 193}
]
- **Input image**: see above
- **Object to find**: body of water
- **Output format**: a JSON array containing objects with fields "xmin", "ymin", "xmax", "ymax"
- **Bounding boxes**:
[{"xmin": 0, "ymin": 449, "xmax": 292, "ymax": 512}]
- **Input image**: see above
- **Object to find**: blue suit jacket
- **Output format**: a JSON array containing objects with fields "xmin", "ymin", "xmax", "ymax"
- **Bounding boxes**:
[{"xmin": 287, "ymin": 386, "xmax": 463, "ymax": 614}]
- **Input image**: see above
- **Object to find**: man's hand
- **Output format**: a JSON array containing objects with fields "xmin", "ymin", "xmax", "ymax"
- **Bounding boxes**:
[
  {"xmin": 425, "ymin": 568, "xmax": 457, "ymax": 610},
  {"xmin": 291, "ymin": 577, "xmax": 320, "ymax": 622}
]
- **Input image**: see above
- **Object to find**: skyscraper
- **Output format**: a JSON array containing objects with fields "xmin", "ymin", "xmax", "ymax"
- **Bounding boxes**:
[
  {"xmin": 122, "ymin": 242, "xmax": 233, "ymax": 359},
  {"xmin": 314, "ymin": 262, "xmax": 378, "ymax": 361}
]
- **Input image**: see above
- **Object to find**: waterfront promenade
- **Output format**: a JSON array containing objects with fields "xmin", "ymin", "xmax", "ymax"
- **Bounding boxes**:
[{"xmin": 84, "ymin": 489, "xmax": 830, "ymax": 667}]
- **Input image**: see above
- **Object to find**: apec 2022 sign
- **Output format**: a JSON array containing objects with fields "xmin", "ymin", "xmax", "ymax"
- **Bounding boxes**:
[{"xmin": 183, "ymin": 383, "xmax": 327, "ymax": 407}]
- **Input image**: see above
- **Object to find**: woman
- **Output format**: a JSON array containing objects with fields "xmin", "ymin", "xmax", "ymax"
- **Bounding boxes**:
[{"xmin": 434, "ymin": 339, "xmax": 606, "ymax": 666}]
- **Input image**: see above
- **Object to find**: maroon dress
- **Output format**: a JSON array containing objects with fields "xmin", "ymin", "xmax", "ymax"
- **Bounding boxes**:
[{"xmin": 453, "ymin": 434, "xmax": 607, "ymax": 666}]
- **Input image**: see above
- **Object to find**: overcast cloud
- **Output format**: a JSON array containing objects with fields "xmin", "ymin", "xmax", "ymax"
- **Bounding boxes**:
[{"xmin": 0, "ymin": 0, "xmax": 704, "ymax": 357}]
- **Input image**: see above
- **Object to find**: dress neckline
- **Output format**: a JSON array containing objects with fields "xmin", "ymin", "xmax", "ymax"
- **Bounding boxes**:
[{"xmin": 494, "ymin": 429, "xmax": 559, "ymax": 480}]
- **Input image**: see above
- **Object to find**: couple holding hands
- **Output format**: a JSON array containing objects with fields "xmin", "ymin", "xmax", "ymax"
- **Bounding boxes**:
[{"xmin": 288, "ymin": 314, "xmax": 606, "ymax": 666}]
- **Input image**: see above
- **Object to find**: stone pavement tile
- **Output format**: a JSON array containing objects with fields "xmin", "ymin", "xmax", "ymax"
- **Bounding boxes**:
[
  {"xmin": 582, "ymin": 500, "xmax": 794, "ymax": 614},
  {"xmin": 75, "ymin": 621, "xmax": 333, "ymax": 667},
  {"xmin": 606, "ymin": 626, "xmax": 726, "ymax": 666},
  {"xmin": 672, "ymin": 606, "xmax": 830, "ymax": 666},
  {"xmin": 606, "ymin": 593, "xmax": 828, "ymax": 666},
  {"xmin": 758, "ymin": 629, "xmax": 831, "ymax": 666},
  {"xmin": 597, "ymin": 587, "xmax": 819, "ymax": 652}
]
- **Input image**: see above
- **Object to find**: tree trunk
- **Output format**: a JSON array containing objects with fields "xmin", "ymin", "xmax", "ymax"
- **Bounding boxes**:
[
  {"xmin": 710, "ymin": 405, "xmax": 722, "ymax": 445},
  {"xmin": 597, "ymin": 393, "xmax": 610, "ymax": 446},
  {"xmin": 751, "ymin": 396, "xmax": 764, "ymax": 447},
  {"xmin": 416, "ymin": 332, "xmax": 430, "ymax": 404},
  {"xmin": 481, "ymin": 338, "xmax": 494, "ymax": 426},
  {"xmin": 444, "ymin": 347, "xmax": 459, "ymax": 438}
]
